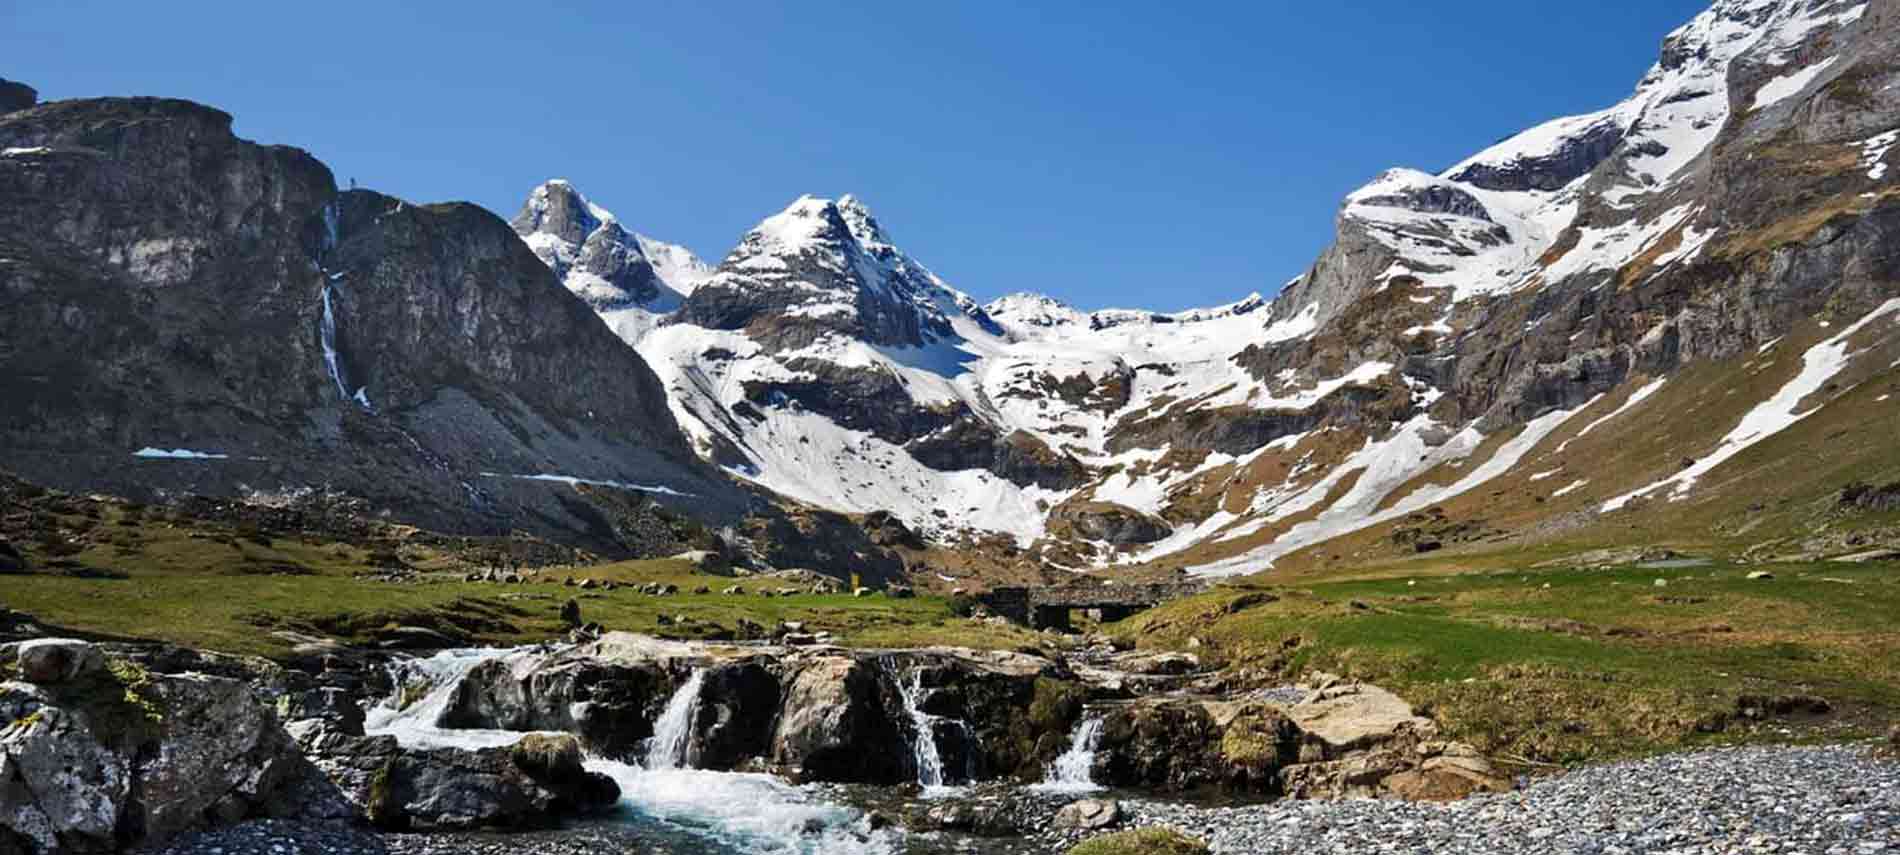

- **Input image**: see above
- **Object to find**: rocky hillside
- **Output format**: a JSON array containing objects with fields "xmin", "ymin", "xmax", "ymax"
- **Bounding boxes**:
[
  {"xmin": 518, "ymin": 0, "xmax": 1899, "ymax": 579},
  {"xmin": 0, "ymin": 93, "xmax": 747, "ymax": 557}
]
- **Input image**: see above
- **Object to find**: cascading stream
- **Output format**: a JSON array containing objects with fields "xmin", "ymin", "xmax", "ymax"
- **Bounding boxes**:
[
  {"xmin": 362, "ymin": 647, "xmax": 524, "ymax": 751},
  {"xmin": 1033, "ymin": 715, "xmax": 1105, "ymax": 794},
  {"xmin": 365, "ymin": 648, "xmax": 898, "ymax": 854},
  {"xmin": 645, "ymin": 669, "xmax": 705, "ymax": 771},
  {"xmin": 887, "ymin": 659, "xmax": 971, "ymax": 796}
]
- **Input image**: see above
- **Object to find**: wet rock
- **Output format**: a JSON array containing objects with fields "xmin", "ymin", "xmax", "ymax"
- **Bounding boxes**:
[
  {"xmin": 770, "ymin": 656, "xmax": 907, "ymax": 784},
  {"xmin": 302, "ymin": 733, "xmax": 617, "ymax": 831},
  {"xmin": 912, "ymin": 799, "xmax": 1020, "ymax": 836},
  {"xmin": 1053, "ymin": 798, "xmax": 1122, "ymax": 831}
]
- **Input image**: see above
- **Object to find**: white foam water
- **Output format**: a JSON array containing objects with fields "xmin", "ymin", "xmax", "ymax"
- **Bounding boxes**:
[
  {"xmin": 588, "ymin": 763, "xmax": 901, "ymax": 855},
  {"xmin": 888, "ymin": 661, "xmax": 968, "ymax": 798},
  {"xmin": 367, "ymin": 648, "xmax": 900, "ymax": 855},
  {"xmin": 1032, "ymin": 716, "xmax": 1105, "ymax": 794},
  {"xmin": 363, "ymin": 647, "xmax": 526, "ymax": 750},
  {"xmin": 645, "ymin": 669, "xmax": 704, "ymax": 770}
]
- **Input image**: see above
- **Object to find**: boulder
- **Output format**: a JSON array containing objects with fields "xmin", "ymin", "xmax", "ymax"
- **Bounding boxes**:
[
  {"xmin": 911, "ymin": 799, "xmax": 1019, "ymax": 836},
  {"xmin": 7, "ymin": 640, "xmax": 104, "ymax": 684},
  {"xmin": 0, "ymin": 662, "xmax": 341, "ymax": 853},
  {"xmin": 770, "ymin": 657, "xmax": 907, "ymax": 784},
  {"xmin": 1052, "ymin": 798, "xmax": 1121, "ymax": 831},
  {"xmin": 300, "ymin": 732, "xmax": 617, "ymax": 831},
  {"xmin": 1286, "ymin": 682, "xmax": 1436, "ymax": 756},
  {"xmin": 1067, "ymin": 828, "xmax": 1209, "ymax": 855},
  {"xmin": 691, "ymin": 661, "xmax": 782, "ymax": 770},
  {"xmin": 278, "ymin": 686, "xmax": 366, "ymax": 737},
  {"xmin": 440, "ymin": 648, "xmax": 669, "ymax": 757},
  {"xmin": 1282, "ymin": 741, "xmax": 1509, "ymax": 801}
]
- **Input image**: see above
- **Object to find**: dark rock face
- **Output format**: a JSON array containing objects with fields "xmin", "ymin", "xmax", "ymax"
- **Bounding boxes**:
[
  {"xmin": 0, "ymin": 80, "xmax": 37, "ymax": 114},
  {"xmin": 509, "ymin": 181, "xmax": 666, "ymax": 310},
  {"xmin": 1053, "ymin": 503, "xmax": 1173, "ymax": 545},
  {"xmin": 1447, "ymin": 116, "xmax": 1628, "ymax": 192},
  {"xmin": 0, "ymin": 96, "xmax": 744, "ymax": 556}
]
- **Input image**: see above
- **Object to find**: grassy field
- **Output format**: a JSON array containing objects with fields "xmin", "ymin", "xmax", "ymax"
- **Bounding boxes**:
[
  {"xmin": 1119, "ymin": 558, "xmax": 1900, "ymax": 764},
  {"xmin": 0, "ymin": 490, "xmax": 1040, "ymax": 658}
]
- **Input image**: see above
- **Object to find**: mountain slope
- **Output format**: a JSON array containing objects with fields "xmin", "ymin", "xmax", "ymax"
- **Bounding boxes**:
[
  {"xmin": 0, "ymin": 95, "xmax": 746, "ymax": 555},
  {"xmin": 528, "ymin": 0, "xmax": 1900, "ymax": 580}
]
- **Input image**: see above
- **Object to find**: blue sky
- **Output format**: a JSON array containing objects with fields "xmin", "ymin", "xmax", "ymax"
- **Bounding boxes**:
[{"xmin": 6, "ymin": 0, "xmax": 1708, "ymax": 311}]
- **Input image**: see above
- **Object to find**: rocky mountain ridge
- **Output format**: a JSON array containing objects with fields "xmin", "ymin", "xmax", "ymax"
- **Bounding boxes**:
[
  {"xmin": 517, "ymin": 0, "xmax": 1898, "ymax": 579},
  {"xmin": 0, "ymin": 94, "xmax": 747, "ymax": 558},
  {"xmin": 3, "ymin": 0, "xmax": 1897, "ymax": 584}
]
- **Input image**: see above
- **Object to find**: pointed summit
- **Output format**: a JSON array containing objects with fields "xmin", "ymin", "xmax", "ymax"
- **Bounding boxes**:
[
  {"xmin": 836, "ymin": 194, "xmax": 890, "ymax": 247},
  {"xmin": 512, "ymin": 179, "xmax": 612, "ymax": 247}
]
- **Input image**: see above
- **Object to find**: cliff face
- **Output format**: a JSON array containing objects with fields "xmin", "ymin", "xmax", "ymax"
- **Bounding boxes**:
[{"xmin": 0, "ymin": 97, "xmax": 745, "ymax": 555}]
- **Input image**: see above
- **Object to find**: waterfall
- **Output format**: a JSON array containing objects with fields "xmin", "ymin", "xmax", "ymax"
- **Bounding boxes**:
[
  {"xmin": 319, "ymin": 280, "xmax": 372, "ymax": 409},
  {"xmin": 645, "ymin": 669, "xmax": 705, "ymax": 771},
  {"xmin": 363, "ymin": 648, "xmax": 525, "ymax": 751},
  {"xmin": 885, "ymin": 660, "xmax": 970, "ymax": 794},
  {"xmin": 1033, "ymin": 715, "xmax": 1105, "ymax": 794},
  {"xmin": 896, "ymin": 667, "xmax": 947, "ymax": 789}
]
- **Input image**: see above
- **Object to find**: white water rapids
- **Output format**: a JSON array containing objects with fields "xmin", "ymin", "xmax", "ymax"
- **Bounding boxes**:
[
  {"xmin": 1032, "ymin": 715, "xmax": 1105, "ymax": 794},
  {"xmin": 364, "ymin": 648, "xmax": 901, "ymax": 855}
]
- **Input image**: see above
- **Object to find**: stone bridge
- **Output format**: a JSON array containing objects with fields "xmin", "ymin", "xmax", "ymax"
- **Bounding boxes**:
[{"xmin": 978, "ymin": 581, "xmax": 1206, "ymax": 631}]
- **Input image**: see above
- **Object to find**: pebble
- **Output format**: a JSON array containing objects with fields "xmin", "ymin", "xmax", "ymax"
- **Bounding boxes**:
[{"xmin": 1030, "ymin": 745, "xmax": 1900, "ymax": 854}]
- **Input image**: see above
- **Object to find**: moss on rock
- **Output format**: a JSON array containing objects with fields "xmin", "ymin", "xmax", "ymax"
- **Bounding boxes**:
[{"xmin": 1067, "ymin": 827, "xmax": 1210, "ymax": 855}]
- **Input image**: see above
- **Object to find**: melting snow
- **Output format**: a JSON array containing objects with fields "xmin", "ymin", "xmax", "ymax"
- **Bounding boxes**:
[
  {"xmin": 481, "ymin": 472, "xmax": 696, "ymax": 498},
  {"xmin": 1861, "ymin": 130, "xmax": 1898, "ymax": 181},
  {"xmin": 133, "ymin": 447, "xmax": 229, "ymax": 460},
  {"xmin": 1603, "ymin": 299, "xmax": 1900, "ymax": 512},
  {"xmin": 1751, "ymin": 56, "xmax": 1838, "ymax": 111},
  {"xmin": 1191, "ymin": 397, "xmax": 1601, "ymax": 577},
  {"xmin": 1552, "ymin": 479, "xmax": 1590, "ymax": 498},
  {"xmin": 1556, "ymin": 376, "xmax": 1669, "ymax": 454}
]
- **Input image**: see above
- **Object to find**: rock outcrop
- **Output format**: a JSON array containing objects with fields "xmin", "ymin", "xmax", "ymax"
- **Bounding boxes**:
[
  {"xmin": 0, "ymin": 641, "xmax": 335, "ymax": 853},
  {"xmin": 1088, "ymin": 674, "xmax": 1509, "ymax": 799},
  {"xmin": 0, "ymin": 92, "xmax": 744, "ymax": 559}
]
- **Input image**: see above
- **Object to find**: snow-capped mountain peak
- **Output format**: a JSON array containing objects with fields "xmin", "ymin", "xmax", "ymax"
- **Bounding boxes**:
[{"xmin": 510, "ymin": 179, "xmax": 712, "ymax": 342}]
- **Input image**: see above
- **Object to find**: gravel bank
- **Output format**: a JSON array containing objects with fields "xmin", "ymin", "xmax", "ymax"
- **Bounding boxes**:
[{"xmin": 1035, "ymin": 745, "xmax": 1898, "ymax": 854}]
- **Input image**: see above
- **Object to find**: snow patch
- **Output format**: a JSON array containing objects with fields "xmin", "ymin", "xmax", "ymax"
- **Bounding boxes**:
[
  {"xmin": 132, "ymin": 447, "xmax": 229, "ymax": 460},
  {"xmin": 481, "ymin": 472, "xmax": 695, "ymax": 498},
  {"xmin": 1603, "ymin": 299, "xmax": 1900, "ymax": 512}
]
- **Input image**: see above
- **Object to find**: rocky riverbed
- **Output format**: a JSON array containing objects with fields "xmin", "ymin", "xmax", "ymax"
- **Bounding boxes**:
[
  {"xmin": 137, "ymin": 744, "xmax": 1899, "ymax": 854},
  {"xmin": 7, "ymin": 631, "xmax": 1896, "ymax": 855}
]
